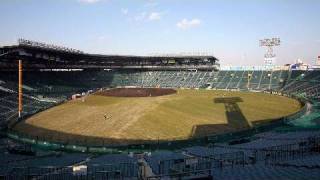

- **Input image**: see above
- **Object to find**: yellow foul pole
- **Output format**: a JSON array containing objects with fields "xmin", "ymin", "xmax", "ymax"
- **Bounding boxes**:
[{"xmin": 18, "ymin": 60, "xmax": 22, "ymax": 118}]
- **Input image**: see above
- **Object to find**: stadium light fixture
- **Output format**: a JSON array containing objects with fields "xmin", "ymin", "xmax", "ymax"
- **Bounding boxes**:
[
  {"xmin": 18, "ymin": 38, "xmax": 84, "ymax": 54},
  {"xmin": 259, "ymin": 38, "xmax": 281, "ymax": 66}
]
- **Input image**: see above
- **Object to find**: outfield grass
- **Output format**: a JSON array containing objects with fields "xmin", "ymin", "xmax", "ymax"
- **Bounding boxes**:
[{"xmin": 14, "ymin": 89, "xmax": 302, "ymax": 145}]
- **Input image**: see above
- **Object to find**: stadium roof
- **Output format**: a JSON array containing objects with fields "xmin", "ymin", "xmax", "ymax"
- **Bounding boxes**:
[{"xmin": 0, "ymin": 41, "xmax": 219, "ymax": 70}]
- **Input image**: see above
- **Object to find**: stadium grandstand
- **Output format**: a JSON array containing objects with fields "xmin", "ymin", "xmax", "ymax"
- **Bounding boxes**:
[{"xmin": 0, "ymin": 39, "xmax": 320, "ymax": 180}]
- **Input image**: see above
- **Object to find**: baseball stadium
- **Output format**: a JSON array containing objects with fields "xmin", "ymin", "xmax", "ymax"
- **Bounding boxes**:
[
  {"xmin": 1, "ymin": 1, "xmax": 320, "ymax": 179},
  {"xmin": 0, "ymin": 39, "xmax": 320, "ymax": 179}
]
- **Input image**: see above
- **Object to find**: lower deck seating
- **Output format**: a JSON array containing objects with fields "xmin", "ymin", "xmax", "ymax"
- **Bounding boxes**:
[
  {"xmin": 212, "ymin": 164, "xmax": 320, "ymax": 180},
  {"xmin": 275, "ymin": 154, "xmax": 320, "ymax": 168},
  {"xmin": 141, "ymin": 130, "xmax": 320, "ymax": 179},
  {"xmin": 87, "ymin": 154, "xmax": 138, "ymax": 178},
  {"xmin": 144, "ymin": 151, "xmax": 187, "ymax": 175},
  {"xmin": 282, "ymin": 70, "xmax": 320, "ymax": 101}
]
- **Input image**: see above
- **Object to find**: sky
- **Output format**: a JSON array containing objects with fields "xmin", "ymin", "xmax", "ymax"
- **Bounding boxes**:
[{"xmin": 0, "ymin": 0, "xmax": 319, "ymax": 66}]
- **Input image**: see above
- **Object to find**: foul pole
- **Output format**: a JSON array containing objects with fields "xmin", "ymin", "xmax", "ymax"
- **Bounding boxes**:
[{"xmin": 18, "ymin": 60, "xmax": 23, "ymax": 118}]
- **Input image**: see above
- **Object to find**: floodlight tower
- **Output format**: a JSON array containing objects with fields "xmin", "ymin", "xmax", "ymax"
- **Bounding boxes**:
[{"xmin": 259, "ymin": 38, "xmax": 280, "ymax": 66}]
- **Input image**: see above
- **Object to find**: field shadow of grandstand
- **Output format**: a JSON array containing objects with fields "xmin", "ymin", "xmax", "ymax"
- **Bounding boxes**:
[
  {"xmin": 13, "ymin": 122, "xmax": 172, "ymax": 147},
  {"xmin": 189, "ymin": 97, "xmax": 252, "ymax": 138}
]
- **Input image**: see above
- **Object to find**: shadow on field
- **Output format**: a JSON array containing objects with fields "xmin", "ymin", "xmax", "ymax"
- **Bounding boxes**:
[
  {"xmin": 189, "ymin": 97, "xmax": 252, "ymax": 138},
  {"xmin": 13, "ymin": 122, "xmax": 160, "ymax": 146}
]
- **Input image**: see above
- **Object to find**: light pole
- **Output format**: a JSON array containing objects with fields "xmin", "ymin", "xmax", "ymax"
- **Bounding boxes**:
[{"xmin": 259, "ymin": 38, "xmax": 281, "ymax": 66}]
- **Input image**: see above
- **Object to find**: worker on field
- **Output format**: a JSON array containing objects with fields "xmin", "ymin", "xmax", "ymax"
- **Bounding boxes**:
[{"xmin": 104, "ymin": 113, "xmax": 112, "ymax": 120}]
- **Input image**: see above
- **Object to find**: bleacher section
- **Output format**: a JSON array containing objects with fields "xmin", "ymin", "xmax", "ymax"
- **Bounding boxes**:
[
  {"xmin": 282, "ymin": 70, "xmax": 320, "ymax": 101},
  {"xmin": 0, "ymin": 69, "xmax": 291, "ymax": 96},
  {"xmin": 108, "ymin": 69, "xmax": 288, "ymax": 90},
  {"xmin": 0, "ymin": 91, "xmax": 56, "ymax": 129},
  {"xmin": 1, "ymin": 69, "xmax": 320, "ymax": 179},
  {"xmin": 144, "ymin": 130, "xmax": 320, "ymax": 179},
  {"xmin": 0, "ymin": 147, "xmax": 139, "ymax": 179},
  {"xmin": 87, "ymin": 154, "xmax": 139, "ymax": 179},
  {"xmin": 212, "ymin": 164, "xmax": 320, "ymax": 180},
  {"xmin": 144, "ymin": 151, "xmax": 187, "ymax": 175}
]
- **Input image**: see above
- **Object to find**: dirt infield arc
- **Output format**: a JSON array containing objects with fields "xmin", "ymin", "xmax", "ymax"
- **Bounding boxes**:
[{"xmin": 95, "ymin": 88, "xmax": 177, "ymax": 97}]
